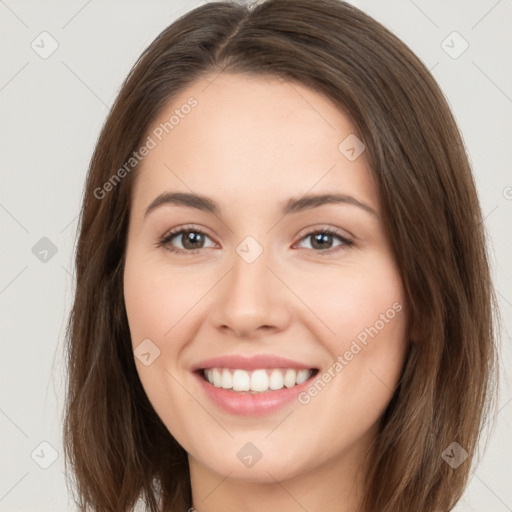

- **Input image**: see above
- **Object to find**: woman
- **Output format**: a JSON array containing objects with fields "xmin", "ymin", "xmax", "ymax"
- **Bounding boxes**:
[{"xmin": 63, "ymin": 1, "xmax": 498, "ymax": 511}]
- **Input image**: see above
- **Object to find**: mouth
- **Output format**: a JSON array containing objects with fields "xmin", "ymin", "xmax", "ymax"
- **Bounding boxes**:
[{"xmin": 196, "ymin": 367, "xmax": 320, "ymax": 394}]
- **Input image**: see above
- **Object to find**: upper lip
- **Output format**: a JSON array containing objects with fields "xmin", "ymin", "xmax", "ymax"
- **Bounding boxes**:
[{"xmin": 191, "ymin": 354, "xmax": 317, "ymax": 372}]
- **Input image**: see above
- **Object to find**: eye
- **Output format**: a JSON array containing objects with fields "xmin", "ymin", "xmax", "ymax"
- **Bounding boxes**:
[
  {"xmin": 157, "ymin": 225, "xmax": 354, "ymax": 255},
  {"xmin": 157, "ymin": 225, "xmax": 216, "ymax": 255},
  {"xmin": 294, "ymin": 227, "xmax": 354, "ymax": 255}
]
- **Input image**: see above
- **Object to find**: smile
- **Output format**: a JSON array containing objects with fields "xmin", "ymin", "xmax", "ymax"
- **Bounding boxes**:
[{"xmin": 201, "ymin": 367, "xmax": 318, "ymax": 393}]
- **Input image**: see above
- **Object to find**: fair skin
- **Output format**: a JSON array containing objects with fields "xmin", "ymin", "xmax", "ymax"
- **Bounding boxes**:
[{"xmin": 123, "ymin": 72, "xmax": 409, "ymax": 512}]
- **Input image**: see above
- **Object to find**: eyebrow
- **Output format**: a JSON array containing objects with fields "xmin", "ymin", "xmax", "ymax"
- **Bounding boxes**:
[{"xmin": 143, "ymin": 191, "xmax": 378, "ymax": 219}]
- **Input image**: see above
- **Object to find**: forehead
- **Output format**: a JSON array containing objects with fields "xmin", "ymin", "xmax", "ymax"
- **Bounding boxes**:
[{"xmin": 131, "ymin": 72, "xmax": 378, "ymax": 217}]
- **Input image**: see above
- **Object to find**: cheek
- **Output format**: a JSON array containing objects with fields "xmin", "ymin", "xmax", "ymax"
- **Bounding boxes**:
[
  {"xmin": 302, "ymin": 253, "xmax": 406, "ymax": 344},
  {"xmin": 123, "ymin": 254, "xmax": 199, "ymax": 346},
  {"xmin": 301, "ymin": 253, "xmax": 408, "ymax": 408},
  {"xmin": 124, "ymin": 275, "xmax": 173, "ymax": 345},
  {"xmin": 123, "ymin": 255, "xmax": 197, "ymax": 430}
]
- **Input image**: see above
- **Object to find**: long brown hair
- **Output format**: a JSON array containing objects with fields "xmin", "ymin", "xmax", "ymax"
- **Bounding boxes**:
[{"xmin": 63, "ymin": 1, "xmax": 498, "ymax": 510}]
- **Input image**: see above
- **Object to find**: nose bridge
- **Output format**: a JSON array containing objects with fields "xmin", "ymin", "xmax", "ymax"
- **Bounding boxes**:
[
  {"xmin": 237, "ymin": 237, "xmax": 267, "ymax": 277},
  {"xmin": 228, "ymin": 235, "xmax": 274, "ymax": 306},
  {"xmin": 212, "ymin": 234, "xmax": 289, "ymax": 335}
]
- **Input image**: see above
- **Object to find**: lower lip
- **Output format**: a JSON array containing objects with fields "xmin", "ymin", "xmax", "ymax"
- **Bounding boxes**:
[{"xmin": 193, "ymin": 371, "xmax": 317, "ymax": 416}]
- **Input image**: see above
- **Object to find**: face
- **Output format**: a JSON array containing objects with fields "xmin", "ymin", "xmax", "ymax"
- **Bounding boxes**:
[{"xmin": 123, "ymin": 72, "xmax": 409, "ymax": 485}]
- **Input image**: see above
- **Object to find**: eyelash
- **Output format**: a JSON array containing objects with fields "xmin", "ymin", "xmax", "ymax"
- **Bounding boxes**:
[{"xmin": 156, "ymin": 224, "xmax": 354, "ymax": 256}]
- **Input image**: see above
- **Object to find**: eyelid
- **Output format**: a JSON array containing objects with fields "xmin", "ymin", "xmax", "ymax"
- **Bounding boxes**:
[
  {"xmin": 294, "ymin": 223, "xmax": 354, "ymax": 242},
  {"xmin": 161, "ymin": 223, "xmax": 214, "ymax": 242}
]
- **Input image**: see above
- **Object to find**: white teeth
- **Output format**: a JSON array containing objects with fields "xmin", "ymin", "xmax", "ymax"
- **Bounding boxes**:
[
  {"xmin": 232, "ymin": 369, "xmax": 250, "ymax": 391},
  {"xmin": 221, "ymin": 369, "xmax": 232, "ymax": 389},
  {"xmin": 250, "ymin": 369, "xmax": 269, "ymax": 392},
  {"xmin": 212, "ymin": 368, "xmax": 222, "ymax": 387},
  {"xmin": 202, "ymin": 367, "xmax": 314, "ymax": 393},
  {"xmin": 269, "ymin": 369, "xmax": 284, "ymax": 390},
  {"xmin": 283, "ymin": 369, "xmax": 296, "ymax": 388},
  {"xmin": 296, "ymin": 369, "xmax": 310, "ymax": 384}
]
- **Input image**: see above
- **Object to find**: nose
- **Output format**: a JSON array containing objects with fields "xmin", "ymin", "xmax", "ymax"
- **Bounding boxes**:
[{"xmin": 210, "ymin": 248, "xmax": 292, "ymax": 339}]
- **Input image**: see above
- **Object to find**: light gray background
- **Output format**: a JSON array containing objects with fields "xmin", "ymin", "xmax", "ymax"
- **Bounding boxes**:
[{"xmin": 1, "ymin": 0, "xmax": 511, "ymax": 511}]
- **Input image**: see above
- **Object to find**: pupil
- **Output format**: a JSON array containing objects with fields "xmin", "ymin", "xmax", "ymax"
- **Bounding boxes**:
[
  {"xmin": 312, "ymin": 233, "xmax": 332, "ymax": 250},
  {"xmin": 184, "ymin": 231, "xmax": 203, "ymax": 249}
]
